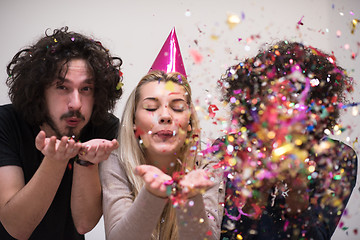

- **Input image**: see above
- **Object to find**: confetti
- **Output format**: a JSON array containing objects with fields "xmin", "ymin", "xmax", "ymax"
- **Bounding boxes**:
[
  {"xmin": 297, "ymin": 15, "xmax": 304, "ymax": 25},
  {"xmin": 189, "ymin": 49, "xmax": 203, "ymax": 64},
  {"xmin": 227, "ymin": 13, "xmax": 241, "ymax": 29},
  {"xmin": 116, "ymin": 81, "xmax": 123, "ymax": 90},
  {"xmin": 351, "ymin": 19, "xmax": 359, "ymax": 34},
  {"xmin": 208, "ymin": 104, "xmax": 219, "ymax": 118},
  {"xmin": 165, "ymin": 81, "xmax": 175, "ymax": 91},
  {"xmin": 134, "ymin": 127, "xmax": 145, "ymax": 138},
  {"xmin": 336, "ymin": 30, "xmax": 342, "ymax": 37}
]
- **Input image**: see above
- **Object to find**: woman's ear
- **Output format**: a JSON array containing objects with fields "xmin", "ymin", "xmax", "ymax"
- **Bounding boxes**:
[
  {"xmin": 133, "ymin": 124, "xmax": 137, "ymax": 131},
  {"xmin": 187, "ymin": 121, "xmax": 192, "ymax": 132}
]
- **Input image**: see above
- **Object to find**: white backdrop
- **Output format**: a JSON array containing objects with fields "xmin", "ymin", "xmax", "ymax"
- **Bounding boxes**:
[{"xmin": 0, "ymin": 0, "xmax": 359, "ymax": 239}]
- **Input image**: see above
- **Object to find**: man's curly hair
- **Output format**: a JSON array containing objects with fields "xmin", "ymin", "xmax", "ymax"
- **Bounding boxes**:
[{"xmin": 6, "ymin": 26, "xmax": 123, "ymax": 126}]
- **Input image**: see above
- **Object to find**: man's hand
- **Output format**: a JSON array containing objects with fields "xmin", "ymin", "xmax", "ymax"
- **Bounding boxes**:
[
  {"xmin": 35, "ymin": 131, "xmax": 81, "ymax": 163},
  {"xmin": 78, "ymin": 139, "xmax": 119, "ymax": 164}
]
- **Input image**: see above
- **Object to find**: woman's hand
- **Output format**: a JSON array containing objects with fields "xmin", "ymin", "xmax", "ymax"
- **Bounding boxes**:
[
  {"xmin": 135, "ymin": 165, "xmax": 172, "ymax": 198},
  {"xmin": 135, "ymin": 166, "xmax": 215, "ymax": 200},
  {"xmin": 179, "ymin": 169, "xmax": 215, "ymax": 198}
]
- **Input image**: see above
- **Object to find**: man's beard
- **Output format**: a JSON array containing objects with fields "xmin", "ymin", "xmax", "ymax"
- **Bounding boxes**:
[
  {"xmin": 46, "ymin": 117, "xmax": 76, "ymax": 139},
  {"xmin": 45, "ymin": 110, "xmax": 85, "ymax": 140}
]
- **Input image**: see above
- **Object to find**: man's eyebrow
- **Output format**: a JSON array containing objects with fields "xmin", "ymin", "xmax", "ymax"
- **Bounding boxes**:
[{"xmin": 84, "ymin": 78, "xmax": 95, "ymax": 84}]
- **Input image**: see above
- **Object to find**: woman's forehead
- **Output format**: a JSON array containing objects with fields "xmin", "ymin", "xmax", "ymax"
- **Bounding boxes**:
[{"xmin": 139, "ymin": 81, "xmax": 186, "ymax": 98}]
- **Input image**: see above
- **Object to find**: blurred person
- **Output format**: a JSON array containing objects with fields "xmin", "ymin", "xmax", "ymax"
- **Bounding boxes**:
[{"xmin": 218, "ymin": 41, "xmax": 357, "ymax": 240}]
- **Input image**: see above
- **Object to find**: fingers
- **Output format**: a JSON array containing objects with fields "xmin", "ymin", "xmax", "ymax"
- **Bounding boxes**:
[
  {"xmin": 65, "ymin": 137, "xmax": 82, "ymax": 158},
  {"xmin": 52, "ymin": 136, "xmax": 81, "ymax": 159},
  {"xmin": 179, "ymin": 170, "xmax": 215, "ymax": 197},
  {"xmin": 181, "ymin": 170, "xmax": 215, "ymax": 189},
  {"xmin": 134, "ymin": 165, "xmax": 154, "ymax": 177},
  {"xmin": 45, "ymin": 136, "xmax": 58, "ymax": 155},
  {"xmin": 78, "ymin": 139, "xmax": 118, "ymax": 164},
  {"xmin": 135, "ymin": 166, "xmax": 216, "ymax": 200},
  {"xmin": 36, "ymin": 131, "xmax": 82, "ymax": 162},
  {"xmin": 57, "ymin": 136, "xmax": 70, "ymax": 153},
  {"xmin": 135, "ymin": 165, "xmax": 169, "ymax": 182},
  {"xmin": 134, "ymin": 165, "xmax": 171, "ymax": 198},
  {"xmin": 35, "ymin": 130, "xmax": 46, "ymax": 151},
  {"xmin": 110, "ymin": 139, "xmax": 119, "ymax": 150}
]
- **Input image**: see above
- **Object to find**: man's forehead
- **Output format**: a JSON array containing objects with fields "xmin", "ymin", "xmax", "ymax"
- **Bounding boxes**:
[
  {"xmin": 56, "ymin": 60, "xmax": 93, "ymax": 78},
  {"xmin": 58, "ymin": 59, "xmax": 92, "ymax": 72}
]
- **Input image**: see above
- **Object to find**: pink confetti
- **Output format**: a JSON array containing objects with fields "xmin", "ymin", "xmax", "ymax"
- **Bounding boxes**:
[
  {"xmin": 336, "ymin": 30, "xmax": 342, "ymax": 37},
  {"xmin": 297, "ymin": 16, "xmax": 304, "ymax": 25},
  {"xmin": 208, "ymin": 104, "xmax": 219, "ymax": 118},
  {"xmin": 189, "ymin": 49, "xmax": 203, "ymax": 64}
]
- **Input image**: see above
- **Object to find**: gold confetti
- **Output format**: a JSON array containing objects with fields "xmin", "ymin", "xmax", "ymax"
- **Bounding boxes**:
[
  {"xmin": 351, "ymin": 19, "xmax": 359, "ymax": 34},
  {"xmin": 165, "ymin": 81, "xmax": 175, "ymax": 91},
  {"xmin": 236, "ymin": 234, "xmax": 243, "ymax": 240},
  {"xmin": 227, "ymin": 13, "xmax": 241, "ymax": 29},
  {"xmin": 210, "ymin": 35, "xmax": 219, "ymax": 40}
]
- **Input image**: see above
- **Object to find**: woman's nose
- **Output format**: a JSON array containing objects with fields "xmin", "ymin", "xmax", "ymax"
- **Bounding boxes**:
[
  {"xmin": 158, "ymin": 107, "xmax": 172, "ymax": 124},
  {"xmin": 159, "ymin": 116, "xmax": 172, "ymax": 124}
]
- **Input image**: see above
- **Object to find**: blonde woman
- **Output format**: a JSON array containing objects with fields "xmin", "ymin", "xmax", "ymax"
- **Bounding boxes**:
[{"xmin": 99, "ymin": 71, "xmax": 224, "ymax": 240}]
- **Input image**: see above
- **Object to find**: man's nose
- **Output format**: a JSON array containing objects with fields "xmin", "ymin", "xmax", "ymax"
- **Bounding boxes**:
[{"xmin": 68, "ymin": 90, "xmax": 82, "ymax": 110}]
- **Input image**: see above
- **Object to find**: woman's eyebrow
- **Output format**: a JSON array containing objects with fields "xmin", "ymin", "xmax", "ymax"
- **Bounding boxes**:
[
  {"xmin": 170, "ymin": 98, "xmax": 187, "ymax": 102},
  {"xmin": 143, "ymin": 97, "xmax": 158, "ymax": 101}
]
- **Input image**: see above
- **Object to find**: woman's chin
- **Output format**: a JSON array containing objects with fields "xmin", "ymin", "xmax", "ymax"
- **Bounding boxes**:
[{"xmin": 147, "ymin": 146, "xmax": 181, "ymax": 157}]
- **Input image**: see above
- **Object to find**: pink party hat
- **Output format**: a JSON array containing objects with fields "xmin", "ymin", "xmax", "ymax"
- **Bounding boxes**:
[{"xmin": 149, "ymin": 28, "xmax": 186, "ymax": 77}]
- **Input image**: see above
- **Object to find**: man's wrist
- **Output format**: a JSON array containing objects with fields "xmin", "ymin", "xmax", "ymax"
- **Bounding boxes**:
[{"xmin": 74, "ymin": 156, "xmax": 94, "ymax": 167}]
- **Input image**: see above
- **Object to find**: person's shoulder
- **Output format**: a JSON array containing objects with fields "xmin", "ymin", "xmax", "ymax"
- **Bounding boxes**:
[
  {"xmin": 95, "ymin": 113, "xmax": 119, "ymax": 127},
  {"xmin": 322, "ymin": 136, "xmax": 357, "ymax": 156},
  {"xmin": 196, "ymin": 135, "xmax": 231, "ymax": 168},
  {"xmin": 0, "ymin": 104, "xmax": 15, "ymax": 114},
  {"xmin": 106, "ymin": 113, "xmax": 120, "ymax": 124},
  {"xmin": 322, "ymin": 136, "xmax": 357, "ymax": 177},
  {"xmin": 211, "ymin": 134, "xmax": 241, "ymax": 155},
  {"xmin": 81, "ymin": 113, "xmax": 120, "ymax": 141},
  {"xmin": 100, "ymin": 113, "xmax": 119, "ymax": 133},
  {"xmin": 0, "ymin": 104, "xmax": 22, "ymax": 123}
]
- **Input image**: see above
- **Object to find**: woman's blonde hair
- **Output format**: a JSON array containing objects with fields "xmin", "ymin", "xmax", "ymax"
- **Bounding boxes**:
[{"xmin": 116, "ymin": 70, "xmax": 200, "ymax": 239}]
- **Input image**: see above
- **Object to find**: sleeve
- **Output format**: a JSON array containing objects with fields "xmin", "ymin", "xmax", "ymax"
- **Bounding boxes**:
[
  {"xmin": 176, "ymin": 158, "xmax": 225, "ymax": 240},
  {"xmin": 99, "ymin": 152, "xmax": 168, "ymax": 240},
  {"xmin": 0, "ymin": 106, "xmax": 21, "ymax": 167}
]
